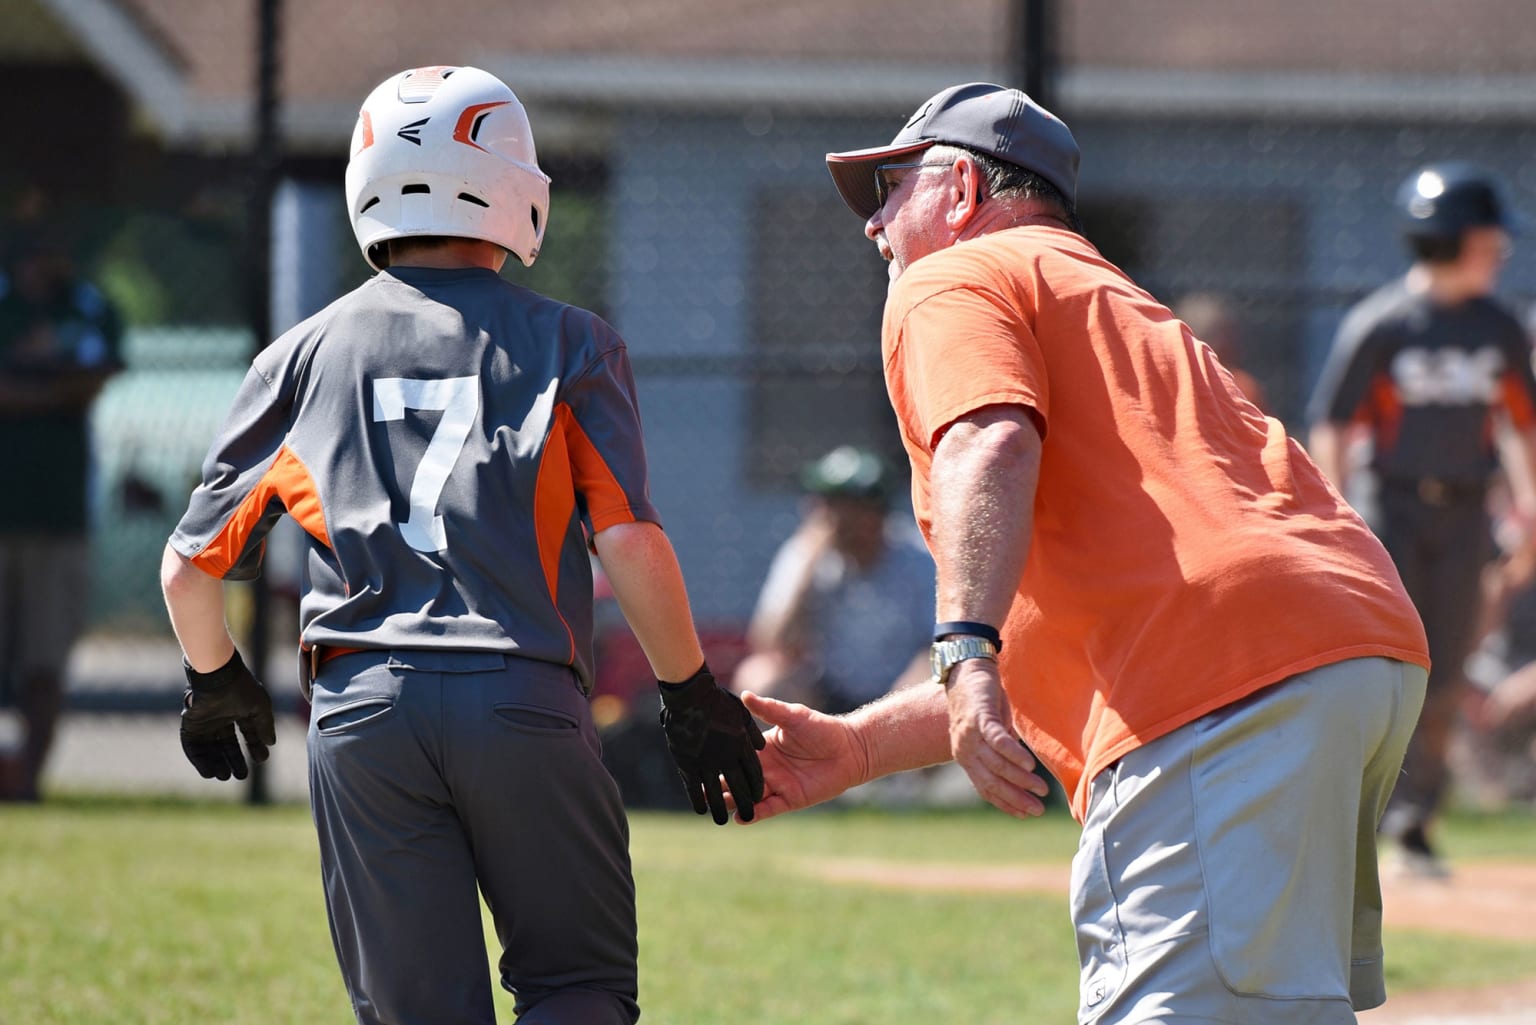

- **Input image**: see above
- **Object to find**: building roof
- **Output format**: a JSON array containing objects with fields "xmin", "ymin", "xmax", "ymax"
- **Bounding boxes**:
[{"xmin": 16, "ymin": 0, "xmax": 1536, "ymax": 151}]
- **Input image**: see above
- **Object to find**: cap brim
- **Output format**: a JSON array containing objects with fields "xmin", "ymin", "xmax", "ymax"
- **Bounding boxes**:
[{"xmin": 825, "ymin": 140, "xmax": 933, "ymax": 220}]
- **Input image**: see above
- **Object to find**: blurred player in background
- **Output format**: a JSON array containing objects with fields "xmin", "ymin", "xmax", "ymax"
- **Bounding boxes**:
[
  {"xmin": 0, "ymin": 204, "xmax": 122, "ymax": 802},
  {"xmin": 738, "ymin": 82, "xmax": 1429, "ymax": 1025},
  {"xmin": 160, "ymin": 66, "xmax": 762, "ymax": 1025},
  {"xmin": 1307, "ymin": 162, "xmax": 1536, "ymax": 877},
  {"xmin": 734, "ymin": 444, "xmax": 934, "ymax": 714},
  {"xmin": 1171, "ymin": 292, "xmax": 1268, "ymax": 413}
]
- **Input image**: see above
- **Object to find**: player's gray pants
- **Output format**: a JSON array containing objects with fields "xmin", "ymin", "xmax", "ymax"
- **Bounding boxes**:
[
  {"xmin": 308, "ymin": 649, "xmax": 639, "ymax": 1025},
  {"xmin": 1373, "ymin": 489, "xmax": 1490, "ymax": 835}
]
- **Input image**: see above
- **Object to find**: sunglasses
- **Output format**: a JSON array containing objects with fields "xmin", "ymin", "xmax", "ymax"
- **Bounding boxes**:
[{"xmin": 873, "ymin": 160, "xmax": 958, "ymax": 210}]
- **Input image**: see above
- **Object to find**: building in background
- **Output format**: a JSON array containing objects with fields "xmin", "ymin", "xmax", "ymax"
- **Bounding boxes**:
[{"xmin": 3, "ymin": 0, "xmax": 1535, "ymax": 632}]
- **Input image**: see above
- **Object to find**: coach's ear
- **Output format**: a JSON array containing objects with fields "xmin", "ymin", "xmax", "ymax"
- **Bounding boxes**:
[{"xmin": 945, "ymin": 154, "xmax": 985, "ymax": 233}]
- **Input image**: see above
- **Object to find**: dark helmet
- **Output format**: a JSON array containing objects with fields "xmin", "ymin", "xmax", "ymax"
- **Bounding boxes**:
[
  {"xmin": 800, "ymin": 445, "xmax": 892, "ymax": 505},
  {"xmin": 1397, "ymin": 162, "xmax": 1513, "ymax": 243}
]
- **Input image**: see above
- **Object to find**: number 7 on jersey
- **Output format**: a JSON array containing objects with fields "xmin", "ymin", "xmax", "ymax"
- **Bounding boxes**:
[{"xmin": 372, "ymin": 376, "xmax": 480, "ymax": 553}]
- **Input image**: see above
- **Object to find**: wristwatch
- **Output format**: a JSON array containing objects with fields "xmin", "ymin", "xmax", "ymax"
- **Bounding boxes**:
[{"xmin": 930, "ymin": 636, "xmax": 999, "ymax": 687}]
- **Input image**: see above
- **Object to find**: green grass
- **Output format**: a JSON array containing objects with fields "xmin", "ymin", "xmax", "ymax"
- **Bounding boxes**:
[{"xmin": 1, "ymin": 798, "xmax": 1533, "ymax": 1024}]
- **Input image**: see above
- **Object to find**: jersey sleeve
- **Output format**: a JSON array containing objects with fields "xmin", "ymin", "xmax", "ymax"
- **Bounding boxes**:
[
  {"xmin": 1307, "ymin": 305, "xmax": 1383, "ymax": 426},
  {"xmin": 889, "ymin": 284, "xmax": 1048, "ymax": 453},
  {"xmin": 168, "ymin": 362, "xmax": 297, "ymax": 581},
  {"xmin": 560, "ymin": 344, "xmax": 662, "ymax": 534},
  {"xmin": 1496, "ymin": 319, "xmax": 1536, "ymax": 429}
]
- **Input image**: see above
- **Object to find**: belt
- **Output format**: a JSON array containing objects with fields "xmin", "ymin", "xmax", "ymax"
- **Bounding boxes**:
[
  {"xmin": 1381, "ymin": 476, "xmax": 1486, "ymax": 507},
  {"xmin": 299, "ymin": 643, "xmax": 367, "ymax": 695}
]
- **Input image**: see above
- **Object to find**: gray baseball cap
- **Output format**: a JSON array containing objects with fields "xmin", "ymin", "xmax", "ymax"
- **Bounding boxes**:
[{"xmin": 826, "ymin": 82, "xmax": 1080, "ymax": 220}]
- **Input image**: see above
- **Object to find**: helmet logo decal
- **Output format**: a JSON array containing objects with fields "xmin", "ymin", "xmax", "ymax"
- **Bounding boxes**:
[
  {"xmin": 453, "ymin": 101, "xmax": 510, "ymax": 152},
  {"xmin": 398, "ymin": 66, "xmax": 457, "ymax": 103},
  {"xmin": 397, "ymin": 117, "xmax": 429, "ymax": 146}
]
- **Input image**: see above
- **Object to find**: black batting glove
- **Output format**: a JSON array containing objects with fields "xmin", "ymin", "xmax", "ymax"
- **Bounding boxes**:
[
  {"xmin": 658, "ymin": 663, "xmax": 766, "ymax": 824},
  {"xmin": 180, "ymin": 649, "xmax": 276, "ymax": 782}
]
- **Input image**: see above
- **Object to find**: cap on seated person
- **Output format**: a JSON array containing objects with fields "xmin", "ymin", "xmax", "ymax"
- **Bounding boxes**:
[{"xmin": 800, "ymin": 446, "xmax": 893, "ymax": 506}]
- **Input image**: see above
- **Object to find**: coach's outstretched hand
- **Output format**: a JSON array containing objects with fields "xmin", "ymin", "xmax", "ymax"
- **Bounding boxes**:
[
  {"xmin": 180, "ymin": 649, "xmax": 277, "ymax": 781},
  {"xmin": 658, "ymin": 664, "xmax": 766, "ymax": 824},
  {"xmin": 729, "ymin": 692, "xmax": 870, "ymax": 822}
]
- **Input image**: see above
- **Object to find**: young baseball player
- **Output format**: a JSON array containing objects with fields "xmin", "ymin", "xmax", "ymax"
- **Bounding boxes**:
[
  {"xmin": 160, "ymin": 66, "xmax": 763, "ymax": 1025},
  {"xmin": 1309, "ymin": 162, "xmax": 1536, "ymax": 876}
]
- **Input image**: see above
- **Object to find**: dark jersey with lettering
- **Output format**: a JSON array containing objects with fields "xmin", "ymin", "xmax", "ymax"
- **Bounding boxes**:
[
  {"xmin": 1307, "ymin": 277, "xmax": 1536, "ymax": 485},
  {"xmin": 170, "ymin": 266, "xmax": 659, "ymax": 690}
]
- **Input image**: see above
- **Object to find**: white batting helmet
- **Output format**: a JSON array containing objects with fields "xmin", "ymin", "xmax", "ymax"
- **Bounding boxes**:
[{"xmin": 345, "ymin": 66, "xmax": 551, "ymax": 271}]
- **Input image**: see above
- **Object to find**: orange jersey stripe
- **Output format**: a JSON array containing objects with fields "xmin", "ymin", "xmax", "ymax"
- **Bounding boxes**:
[
  {"xmin": 190, "ymin": 446, "xmax": 331, "ymax": 578},
  {"xmin": 533, "ymin": 414, "xmax": 578, "ymax": 662},
  {"xmin": 560, "ymin": 403, "xmax": 637, "ymax": 533},
  {"xmin": 1364, "ymin": 372, "xmax": 1403, "ymax": 453},
  {"xmin": 1502, "ymin": 369, "xmax": 1536, "ymax": 429}
]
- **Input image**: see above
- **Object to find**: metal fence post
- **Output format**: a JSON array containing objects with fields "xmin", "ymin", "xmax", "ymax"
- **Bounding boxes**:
[{"xmin": 245, "ymin": 0, "xmax": 282, "ymax": 806}]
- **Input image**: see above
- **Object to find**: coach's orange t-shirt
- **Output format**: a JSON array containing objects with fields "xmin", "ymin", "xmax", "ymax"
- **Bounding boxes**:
[{"xmin": 883, "ymin": 225, "xmax": 1429, "ymax": 820}]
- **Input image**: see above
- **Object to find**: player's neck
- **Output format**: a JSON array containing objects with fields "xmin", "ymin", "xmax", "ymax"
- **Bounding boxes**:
[
  {"xmin": 388, "ymin": 239, "xmax": 508, "ymax": 272},
  {"xmin": 1406, "ymin": 263, "xmax": 1490, "ymax": 307}
]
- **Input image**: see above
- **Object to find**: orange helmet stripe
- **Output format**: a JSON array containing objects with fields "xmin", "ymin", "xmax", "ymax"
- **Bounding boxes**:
[
  {"xmin": 356, "ymin": 109, "xmax": 374, "ymax": 153},
  {"xmin": 453, "ymin": 100, "xmax": 510, "ymax": 152}
]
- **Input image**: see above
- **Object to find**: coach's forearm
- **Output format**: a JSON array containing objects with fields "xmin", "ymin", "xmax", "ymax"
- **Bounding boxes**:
[
  {"xmin": 930, "ymin": 406, "xmax": 1041, "ymax": 627},
  {"xmin": 847, "ymin": 683, "xmax": 953, "ymax": 779},
  {"xmin": 592, "ymin": 521, "xmax": 707, "ymax": 682},
  {"xmin": 160, "ymin": 544, "xmax": 237, "ymax": 673}
]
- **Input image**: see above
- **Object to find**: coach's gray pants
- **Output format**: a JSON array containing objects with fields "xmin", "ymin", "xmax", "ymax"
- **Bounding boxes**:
[{"xmin": 308, "ymin": 650, "xmax": 639, "ymax": 1025}]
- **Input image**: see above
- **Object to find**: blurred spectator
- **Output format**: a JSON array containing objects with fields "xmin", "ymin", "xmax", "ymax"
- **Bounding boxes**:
[
  {"xmin": 1307, "ymin": 162, "xmax": 1536, "ymax": 875},
  {"xmin": 1173, "ymin": 292, "xmax": 1268, "ymax": 413},
  {"xmin": 0, "ymin": 213, "xmax": 123, "ymax": 801},
  {"xmin": 733, "ymin": 445, "xmax": 934, "ymax": 714},
  {"xmin": 1457, "ymin": 504, "xmax": 1536, "ymax": 808}
]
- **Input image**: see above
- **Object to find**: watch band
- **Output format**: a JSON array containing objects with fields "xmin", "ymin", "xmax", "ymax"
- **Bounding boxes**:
[
  {"xmin": 934, "ymin": 620, "xmax": 1003, "ymax": 651},
  {"xmin": 930, "ymin": 635, "xmax": 1000, "ymax": 687}
]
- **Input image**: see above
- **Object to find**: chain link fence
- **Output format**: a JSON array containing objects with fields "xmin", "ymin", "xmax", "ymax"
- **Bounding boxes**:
[{"xmin": 3, "ymin": 0, "xmax": 1535, "ymax": 796}]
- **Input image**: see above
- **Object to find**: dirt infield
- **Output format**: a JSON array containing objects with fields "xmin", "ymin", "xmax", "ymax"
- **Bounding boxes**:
[
  {"xmin": 797, "ymin": 856, "xmax": 1536, "ymax": 1024},
  {"xmin": 1377, "ymin": 862, "xmax": 1536, "ymax": 942}
]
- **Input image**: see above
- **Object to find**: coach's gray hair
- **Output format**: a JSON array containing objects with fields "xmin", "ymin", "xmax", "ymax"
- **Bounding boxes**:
[{"xmin": 929, "ymin": 144, "xmax": 1084, "ymax": 234}]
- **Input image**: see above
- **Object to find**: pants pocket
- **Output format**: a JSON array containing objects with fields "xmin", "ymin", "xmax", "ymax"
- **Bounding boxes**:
[
  {"xmin": 494, "ymin": 702, "xmax": 581, "ymax": 736},
  {"xmin": 310, "ymin": 663, "xmax": 403, "ymax": 737},
  {"xmin": 1191, "ymin": 680, "xmax": 1352, "ymax": 1001},
  {"xmin": 316, "ymin": 697, "xmax": 396, "ymax": 736},
  {"xmin": 1072, "ymin": 780, "xmax": 1128, "ymax": 1023}
]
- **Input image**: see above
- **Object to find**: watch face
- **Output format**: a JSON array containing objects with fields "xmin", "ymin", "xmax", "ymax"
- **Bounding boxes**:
[{"xmin": 930, "ymin": 637, "xmax": 997, "ymax": 685}]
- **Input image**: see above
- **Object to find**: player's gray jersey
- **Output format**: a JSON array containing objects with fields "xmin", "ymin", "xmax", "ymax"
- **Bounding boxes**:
[
  {"xmin": 169, "ymin": 266, "xmax": 660, "ymax": 690},
  {"xmin": 1307, "ymin": 277, "xmax": 1536, "ymax": 486}
]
